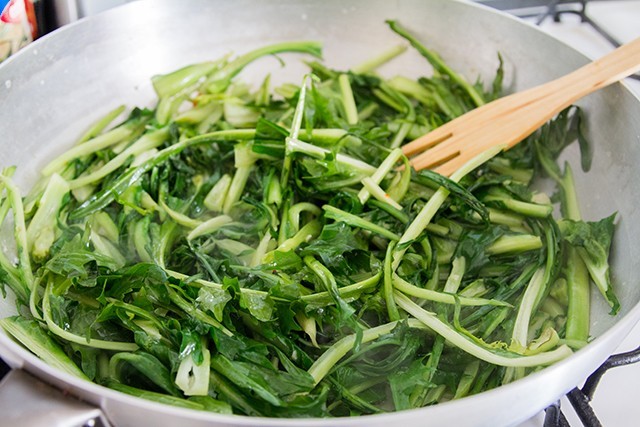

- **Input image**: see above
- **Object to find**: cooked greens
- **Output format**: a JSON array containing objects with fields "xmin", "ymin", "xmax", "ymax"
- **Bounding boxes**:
[{"xmin": 0, "ymin": 21, "xmax": 618, "ymax": 417}]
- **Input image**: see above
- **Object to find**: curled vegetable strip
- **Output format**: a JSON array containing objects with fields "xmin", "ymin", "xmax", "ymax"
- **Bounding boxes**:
[
  {"xmin": 357, "ymin": 147, "xmax": 404, "ymax": 205},
  {"xmin": 308, "ymin": 319, "xmax": 427, "ymax": 384},
  {"xmin": 69, "ymin": 128, "xmax": 170, "ymax": 189},
  {"xmin": 42, "ymin": 125, "xmax": 134, "ymax": 176},
  {"xmin": 394, "ymin": 292, "xmax": 572, "ymax": 367},
  {"xmin": 42, "ymin": 282, "xmax": 139, "ymax": 351},
  {"xmin": 392, "ymin": 273, "xmax": 510, "ymax": 307},
  {"xmin": 187, "ymin": 215, "xmax": 233, "ymax": 240},
  {"xmin": 511, "ymin": 267, "xmax": 546, "ymax": 350},
  {"xmin": 288, "ymin": 202, "xmax": 322, "ymax": 233}
]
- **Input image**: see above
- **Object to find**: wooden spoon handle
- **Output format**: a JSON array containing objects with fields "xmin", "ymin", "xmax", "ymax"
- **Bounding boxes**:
[
  {"xmin": 494, "ymin": 37, "xmax": 640, "ymax": 144},
  {"xmin": 550, "ymin": 36, "xmax": 640, "ymax": 107}
]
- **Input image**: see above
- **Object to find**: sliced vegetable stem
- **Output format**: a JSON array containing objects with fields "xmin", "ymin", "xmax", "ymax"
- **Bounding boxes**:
[
  {"xmin": 351, "ymin": 44, "xmax": 407, "ymax": 74},
  {"xmin": 338, "ymin": 74, "xmax": 359, "ymax": 125},
  {"xmin": 323, "ymin": 205, "xmax": 400, "ymax": 241},
  {"xmin": 395, "ymin": 292, "xmax": 572, "ymax": 367},
  {"xmin": 486, "ymin": 235, "xmax": 543, "ymax": 255},
  {"xmin": 357, "ymin": 148, "xmax": 404, "ymax": 205},
  {"xmin": 383, "ymin": 242, "xmax": 400, "ymax": 321},
  {"xmin": 386, "ymin": 20, "xmax": 486, "ymax": 107}
]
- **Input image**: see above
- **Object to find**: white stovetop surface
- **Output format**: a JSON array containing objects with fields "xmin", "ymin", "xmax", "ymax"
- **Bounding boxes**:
[{"xmin": 516, "ymin": 2, "xmax": 640, "ymax": 426}]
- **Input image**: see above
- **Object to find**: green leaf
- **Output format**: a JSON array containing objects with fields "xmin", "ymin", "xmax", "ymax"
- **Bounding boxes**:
[
  {"xmin": 389, "ymin": 358, "xmax": 433, "ymax": 411},
  {"xmin": 45, "ymin": 235, "xmax": 122, "ymax": 283},
  {"xmin": 239, "ymin": 291, "xmax": 275, "ymax": 322},
  {"xmin": 0, "ymin": 316, "xmax": 87, "ymax": 379},
  {"xmin": 253, "ymin": 118, "xmax": 288, "ymax": 158},
  {"xmin": 454, "ymin": 226, "xmax": 509, "ymax": 275},
  {"xmin": 561, "ymin": 214, "xmax": 619, "ymax": 313},
  {"xmin": 300, "ymin": 222, "xmax": 367, "ymax": 268},
  {"xmin": 104, "ymin": 263, "xmax": 169, "ymax": 301},
  {"xmin": 197, "ymin": 286, "xmax": 232, "ymax": 322},
  {"xmin": 413, "ymin": 169, "xmax": 489, "ymax": 223},
  {"xmin": 110, "ymin": 351, "xmax": 181, "ymax": 396},
  {"xmin": 211, "ymin": 352, "xmax": 315, "ymax": 404},
  {"xmin": 109, "ymin": 382, "xmax": 232, "ymax": 414}
]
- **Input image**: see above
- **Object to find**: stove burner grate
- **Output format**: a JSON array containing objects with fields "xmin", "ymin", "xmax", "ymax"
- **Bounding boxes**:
[
  {"xmin": 478, "ymin": 0, "xmax": 640, "ymax": 80},
  {"xmin": 543, "ymin": 346, "xmax": 640, "ymax": 427}
]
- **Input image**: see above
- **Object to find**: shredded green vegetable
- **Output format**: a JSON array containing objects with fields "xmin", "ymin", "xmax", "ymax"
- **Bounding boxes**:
[{"xmin": 0, "ymin": 21, "xmax": 618, "ymax": 417}]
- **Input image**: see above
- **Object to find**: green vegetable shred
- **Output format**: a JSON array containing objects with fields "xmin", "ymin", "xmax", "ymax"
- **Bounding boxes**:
[{"xmin": 0, "ymin": 21, "xmax": 618, "ymax": 417}]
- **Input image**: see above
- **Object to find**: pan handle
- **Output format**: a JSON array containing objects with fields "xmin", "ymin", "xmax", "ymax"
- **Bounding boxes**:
[{"xmin": 0, "ymin": 368, "xmax": 112, "ymax": 427}]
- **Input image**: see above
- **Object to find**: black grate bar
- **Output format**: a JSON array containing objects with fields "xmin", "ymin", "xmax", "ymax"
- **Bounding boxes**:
[
  {"xmin": 482, "ymin": 0, "xmax": 640, "ymax": 86},
  {"xmin": 581, "ymin": 345, "xmax": 640, "ymax": 399},
  {"xmin": 544, "ymin": 401, "xmax": 571, "ymax": 427},
  {"xmin": 476, "ymin": 0, "xmax": 585, "ymax": 10},
  {"xmin": 546, "ymin": 0, "xmax": 640, "ymax": 81},
  {"xmin": 566, "ymin": 388, "xmax": 603, "ymax": 427},
  {"xmin": 543, "ymin": 345, "xmax": 640, "ymax": 426}
]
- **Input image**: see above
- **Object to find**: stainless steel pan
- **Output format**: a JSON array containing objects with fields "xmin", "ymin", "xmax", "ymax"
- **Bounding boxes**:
[{"xmin": 1, "ymin": 1, "xmax": 640, "ymax": 426}]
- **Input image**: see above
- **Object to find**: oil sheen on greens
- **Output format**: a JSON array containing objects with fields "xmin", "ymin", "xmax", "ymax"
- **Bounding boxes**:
[{"xmin": 0, "ymin": 21, "xmax": 618, "ymax": 417}]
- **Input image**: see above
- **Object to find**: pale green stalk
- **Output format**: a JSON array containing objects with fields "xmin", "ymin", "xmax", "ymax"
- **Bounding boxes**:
[
  {"xmin": 204, "ymin": 174, "xmax": 232, "ymax": 212},
  {"xmin": 289, "ymin": 202, "xmax": 322, "ymax": 233},
  {"xmin": 383, "ymin": 242, "xmax": 400, "ymax": 321},
  {"xmin": 395, "ymin": 292, "xmax": 572, "ymax": 367},
  {"xmin": 484, "ymin": 195, "xmax": 552, "ymax": 218},
  {"xmin": 282, "ymin": 74, "xmax": 311, "ymax": 184},
  {"xmin": 351, "ymin": 44, "xmax": 407, "ymax": 74},
  {"xmin": 287, "ymin": 138, "xmax": 377, "ymax": 175},
  {"xmin": 158, "ymin": 198, "xmax": 201, "ymax": 229},
  {"xmin": 322, "ymin": 205, "xmax": 400, "ymax": 241},
  {"xmin": 338, "ymin": 74, "xmax": 358, "ymax": 125},
  {"xmin": 275, "ymin": 220, "xmax": 322, "ymax": 253},
  {"xmin": 188, "ymin": 215, "xmax": 233, "ymax": 240},
  {"xmin": 357, "ymin": 147, "xmax": 403, "ymax": 205},
  {"xmin": 393, "ymin": 273, "xmax": 509, "ymax": 307},
  {"xmin": 69, "ymin": 128, "xmax": 169, "ymax": 189},
  {"xmin": 486, "ymin": 235, "xmax": 543, "ymax": 255},
  {"xmin": 76, "ymin": 105, "xmax": 127, "ymax": 144},
  {"xmin": 443, "ymin": 256, "xmax": 466, "ymax": 294},
  {"xmin": 0, "ymin": 174, "xmax": 33, "ymax": 292},
  {"xmin": 511, "ymin": 267, "xmax": 546, "ymax": 350},
  {"xmin": 301, "ymin": 272, "xmax": 381, "ymax": 305},
  {"xmin": 0, "ymin": 317, "xmax": 88, "ymax": 379},
  {"xmin": 361, "ymin": 177, "xmax": 403, "ymax": 210},
  {"xmin": 44, "ymin": 126, "xmax": 133, "ymax": 176}
]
